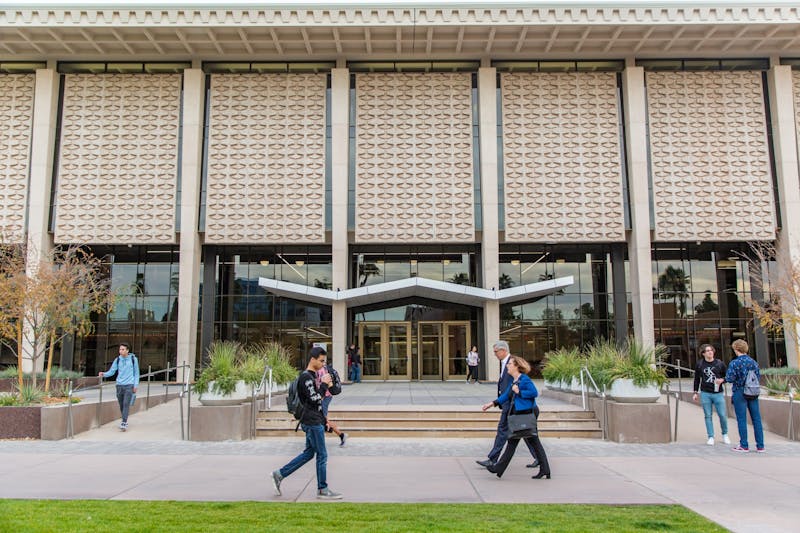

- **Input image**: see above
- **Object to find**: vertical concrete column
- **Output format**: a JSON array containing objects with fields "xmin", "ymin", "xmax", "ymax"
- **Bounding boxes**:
[
  {"xmin": 767, "ymin": 65, "xmax": 800, "ymax": 368},
  {"xmin": 23, "ymin": 68, "xmax": 60, "ymax": 372},
  {"xmin": 330, "ymin": 68, "xmax": 350, "ymax": 374},
  {"xmin": 176, "ymin": 69, "xmax": 205, "ymax": 381},
  {"xmin": 478, "ymin": 67, "xmax": 501, "ymax": 381},
  {"xmin": 622, "ymin": 66, "xmax": 655, "ymax": 347}
]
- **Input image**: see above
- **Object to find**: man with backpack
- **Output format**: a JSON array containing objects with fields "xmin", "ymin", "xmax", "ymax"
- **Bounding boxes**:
[
  {"xmin": 272, "ymin": 346, "xmax": 343, "ymax": 499},
  {"xmin": 98, "ymin": 343, "xmax": 139, "ymax": 432},
  {"xmin": 724, "ymin": 339, "xmax": 764, "ymax": 453}
]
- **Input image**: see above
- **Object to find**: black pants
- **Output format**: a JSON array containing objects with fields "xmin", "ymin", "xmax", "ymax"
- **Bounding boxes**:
[
  {"xmin": 488, "ymin": 405, "xmax": 539, "ymax": 463},
  {"xmin": 467, "ymin": 365, "xmax": 479, "ymax": 382},
  {"xmin": 115, "ymin": 384, "xmax": 134, "ymax": 423},
  {"xmin": 493, "ymin": 409, "xmax": 550, "ymax": 478}
]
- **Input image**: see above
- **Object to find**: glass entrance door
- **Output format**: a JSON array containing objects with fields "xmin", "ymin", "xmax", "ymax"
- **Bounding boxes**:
[
  {"xmin": 417, "ymin": 321, "xmax": 471, "ymax": 380},
  {"xmin": 358, "ymin": 322, "xmax": 411, "ymax": 380}
]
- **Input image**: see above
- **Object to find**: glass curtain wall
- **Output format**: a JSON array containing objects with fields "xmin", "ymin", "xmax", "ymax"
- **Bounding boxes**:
[
  {"xmin": 73, "ymin": 245, "xmax": 181, "ymax": 376},
  {"xmin": 352, "ymin": 245, "xmax": 478, "ymax": 288},
  {"xmin": 209, "ymin": 246, "xmax": 332, "ymax": 367},
  {"xmin": 651, "ymin": 242, "xmax": 783, "ymax": 369},
  {"xmin": 498, "ymin": 244, "xmax": 628, "ymax": 375}
]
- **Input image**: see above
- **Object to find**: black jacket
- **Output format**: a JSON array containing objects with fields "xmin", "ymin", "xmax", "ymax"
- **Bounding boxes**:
[
  {"xmin": 497, "ymin": 359, "xmax": 513, "ymax": 409},
  {"xmin": 297, "ymin": 369, "xmax": 328, "ymax": 425}
]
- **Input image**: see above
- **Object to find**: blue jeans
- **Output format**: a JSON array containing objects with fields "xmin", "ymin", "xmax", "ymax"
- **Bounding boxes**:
[
  {"xmin": 731, "ymin": 389, "xmax": 764, "ymax": 449},
  {"xmin": 351, "ymin": 365, "xmax": 361, "ymax": 383},
  {"xmin": 279, "ymin": 423, "xmax": 328, "ymax": 490},
  {"xmin": 700, "ymin": 391, "xmax": 728, "ymax": 438},
  {"xmin": 116, "ymin": 384, "xmax": 134, "ymax": 423}
]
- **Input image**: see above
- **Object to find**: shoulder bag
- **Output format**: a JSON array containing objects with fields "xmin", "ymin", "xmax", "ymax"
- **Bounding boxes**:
[{"xmin": 506, "ymin": 386, "xmax": 538, "ymax": 438}]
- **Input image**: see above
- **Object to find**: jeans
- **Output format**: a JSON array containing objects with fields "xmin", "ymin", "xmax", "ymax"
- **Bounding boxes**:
[
  {"xmin": 700, "ymin": 391, "xmax": 728, "ymax": 438},
  {"xmin": 731, "ymin": 389, "xmax": 764, "ymax": 449},
  {"xmin": 115, "ymin": 384, "xmax": 134, "ymax": 423},
  {"xmin": 322, "ymin": 395, "xmax": 332, "ymax": 417},
  {"xmin": 351, "ymin": 365, "xmax": 361, "ymax": 383},
  {"xmin": 279, "ymin": 423, "xmax": 328, "ymax": 490}
]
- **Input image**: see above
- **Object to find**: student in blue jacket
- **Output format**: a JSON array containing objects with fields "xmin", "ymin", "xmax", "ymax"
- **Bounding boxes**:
[
  {"xmin": 99, "ymin": 343, "xmax": 139, "ymax": 432},
  {"xmin": 482, "ymin": 355, "xmax": 551, "ymax": 479}
]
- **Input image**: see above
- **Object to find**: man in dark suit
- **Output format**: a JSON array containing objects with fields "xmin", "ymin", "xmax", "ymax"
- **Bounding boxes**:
[{"xmin": 476, "ymin": 340, "xmax": 538, "ymax": 469}]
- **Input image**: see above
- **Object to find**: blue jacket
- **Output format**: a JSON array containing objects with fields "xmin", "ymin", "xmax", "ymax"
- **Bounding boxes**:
[
  {"xmin": 104, "ymin": 354, "xmax": 140, "ymax": 387},
  {"xmin": 725, "ymin": 354, "xmax": 759, "ymax": 392},
  {"xmin": 494, "ymin": 374, "xmax": 538, "ymax": 412}
]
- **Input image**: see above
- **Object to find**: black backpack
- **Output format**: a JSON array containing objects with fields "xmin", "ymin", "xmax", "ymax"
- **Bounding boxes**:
[
  {"xmin": 286, "ymin": 373, "xmax": 304, "ymax": 420},
  {"xmin": 327, "ymin": 364, "xmax": 342, "ymax": 396}
]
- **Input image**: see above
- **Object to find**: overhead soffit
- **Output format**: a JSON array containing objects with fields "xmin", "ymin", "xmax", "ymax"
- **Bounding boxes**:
[
  {"xmin": 257, "ymin": 275, "xmax": 574, "ymax": 308},
  {"xmin": 2, "ymin": 5, "xmax": 800, "ymax": 59}
]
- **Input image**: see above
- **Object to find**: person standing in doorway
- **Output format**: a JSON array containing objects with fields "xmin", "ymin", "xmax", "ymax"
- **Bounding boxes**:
[
  {"xmin": 347, "ymin": 343, "xmax": 362, "ymax": 383},
  {"xmin": 98, "ymin": 343, "xmax": 139, "ymax": 432},
  {"xmin": 725, "ymin": 339, "xmax": 765, "ymax": 453},
  {"xmin": 466, "ymin": 345, "xmax": 480, "ymax": 384},
  {"xmin": 272, "ymin": 346, "xmax": 343, "ymax": 499},
  {"xmin": 475, "ymin": 340, "xmax": 538, "ymax": 470},
  {"xmin": 692, "ymin": 344, "xmax": 730, "ymax": 446}
]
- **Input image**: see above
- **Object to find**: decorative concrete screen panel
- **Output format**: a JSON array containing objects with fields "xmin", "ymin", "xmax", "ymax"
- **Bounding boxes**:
[
  {"xmin": 205, "ymin": 74, "xmax": 327, "ymax": 243},
  {"xmin": 355, "ymin": 73, "xmax": 474, "ymax": 242},
  {"xmin": 646, "ymin": 71, "xmax": 776, "ymax": 241},
  {"xmin": 0, "ymin": 74, "xmax": 34, "ymax": 243},
  {"xmin": 500, "ymin": 72, "xmax": 625, "ymax": 242},
  {"xmin": 55, "ymin": 74, "xmax": 181, "ymax": 244}
]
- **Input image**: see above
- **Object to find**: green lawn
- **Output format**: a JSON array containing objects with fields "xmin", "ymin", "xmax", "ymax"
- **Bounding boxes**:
[{"xmin": 0, "ymin": 501, "xmax": 725, "ymax": 532}]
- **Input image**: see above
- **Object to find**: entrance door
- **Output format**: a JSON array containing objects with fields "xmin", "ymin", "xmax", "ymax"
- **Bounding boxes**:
[
  {"xmin": 417, "ymin": 321, "xmax": 471, "ymax": 380},
  {"xmin": 358, "ymin": 322, "xmax": 411, "ymax": 380}
]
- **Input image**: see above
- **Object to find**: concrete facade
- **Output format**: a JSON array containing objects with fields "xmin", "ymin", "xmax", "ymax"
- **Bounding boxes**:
[{"xmin": 2, "ymin": 2, "xmax": 800, "ymax": 376}]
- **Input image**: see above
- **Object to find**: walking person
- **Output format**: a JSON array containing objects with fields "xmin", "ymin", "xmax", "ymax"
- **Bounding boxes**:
[
  {"xmin": 272, "ymin": 347, "xmax": 343, "ymax": 499},
  {"xmin": 98, "ymin": 343, "xmax": 139, "ymax": 432},
  {"xmin": 725, "ymin": 339, "xmax": 765, "ymax": 453},
  {"xmin": 475, "ymin": 340, "xmax": 538, "ymax": 470},
  {"xmin": 347, "ymin": 343, "xmax": 362, "ymax": 383},
  {"xmin": 317, "ymin": 361, "xmax": 348, "ymax": 446},
  {"xmin": 692, "ymin": 344, "xmax": 730, "ymax": 445},
  {"xmin": 466, "ymin": 345, "xmax": 480, "ymax": 384},
  {"xmin": 482, "ymin": 355, "xmax": 551, "ymax": 479}
]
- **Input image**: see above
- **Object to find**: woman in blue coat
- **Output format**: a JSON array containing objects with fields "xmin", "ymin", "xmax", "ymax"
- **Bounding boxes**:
[{"xmin": 481, "ymin": 355, "xmax": 551, "ymax": 479}]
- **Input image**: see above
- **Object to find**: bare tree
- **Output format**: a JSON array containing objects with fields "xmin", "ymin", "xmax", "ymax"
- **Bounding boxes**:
[
  {"xmin": 746, "ymin": 242, "xmax": 800, "ymax": 367},
  {"xmin": 0, "ymin": 243, "xmax": 116, "ymax": 390}
]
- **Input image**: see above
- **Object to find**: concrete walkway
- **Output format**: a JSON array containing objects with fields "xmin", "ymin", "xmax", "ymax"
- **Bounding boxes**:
[{"xmin": 1, "ymin": 382, "xmax": 798, "ymax": 533}]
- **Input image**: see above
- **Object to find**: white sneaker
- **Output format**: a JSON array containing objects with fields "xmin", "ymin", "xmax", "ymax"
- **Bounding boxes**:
[
  {"xmin": 722, "ymin": 434, "xmax": 731, "ymax": 445},
  {"xmin": 706, "ymin": 437, "xmax": 714, "ymax": 446},
  {"xmin": 317, "ymin": 487, "xmax": 343, "ymax": 500}
]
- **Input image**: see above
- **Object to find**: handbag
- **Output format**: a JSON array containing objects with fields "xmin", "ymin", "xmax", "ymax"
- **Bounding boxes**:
[{"xmin": 507, "ymin": 387, "xmax": 538, "ymax": 438}]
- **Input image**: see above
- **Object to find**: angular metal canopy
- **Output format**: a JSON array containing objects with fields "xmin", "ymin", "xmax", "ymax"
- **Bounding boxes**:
[{"xmin": 258, "ymin": 275, "xmax": 573, "ymax": 308}]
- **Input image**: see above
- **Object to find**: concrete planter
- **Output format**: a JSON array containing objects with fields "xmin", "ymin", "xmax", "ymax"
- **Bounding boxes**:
[
  {"xmin": 0, "ymin": 377, "xmax": 97, "ymax": 393},
  {"xmin": 198, "ymin": 380, "xmax": 252, "ymax": 406},
  {"xmin": 570, "ymin": 377, "xmax": 583, "ymax": 394},
  {"xmin": 609, "ymin": 379, "xmax": 660, "ymax": 403},
  {"xmin": 544, "ymin": 380, "xmax": 558, "ymax": 390},
  {"xmin": 189, "ymin": 402, "xmax": 252, "ymax": 441},
  {"xmin": 0, "ymin": 406, "xmax": 42, "ymax": 438},
  {"xmin": 558, "ymin": 379, "xmax": 570, "ymax": 391}
]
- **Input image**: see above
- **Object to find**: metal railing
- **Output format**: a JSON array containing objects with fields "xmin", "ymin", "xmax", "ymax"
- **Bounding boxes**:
[
  {"xmin": 657, "ymin": 360, "xmax": 797, "ymax": 442},
  {"xmin": 579, "ymin": 366, "xmax": 608, "ymax": 440},
  {"xmin": 66, "ymin": 362, "xmax": 190, "ymax": 439},
  {"xmin": 250, "ymin": 363, "xmax": 273, "ymax": 439}
]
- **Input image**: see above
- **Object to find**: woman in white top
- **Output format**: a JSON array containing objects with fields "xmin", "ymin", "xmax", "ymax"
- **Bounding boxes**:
[{"xmin": 466, "ymin": 345, "xmax": 480, "ymax": 384}]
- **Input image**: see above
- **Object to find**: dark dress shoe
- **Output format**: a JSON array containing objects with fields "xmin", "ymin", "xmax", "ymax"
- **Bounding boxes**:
[
  {"xmin": 532, "ymin": 471, "xmax": 551, "ymax": 479},
  {"xmin": 526, "ymin": 460, "xmax": 540, "ymax": 468},
  {"xmin": 476, "ymin": 459, "xmax": 494, "ymax": 468},
  {"xmin": 486, "ymin": 464, "xmax": 498, "ymax": 474}
]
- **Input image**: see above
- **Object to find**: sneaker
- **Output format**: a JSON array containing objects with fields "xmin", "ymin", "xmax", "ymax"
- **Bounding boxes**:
[
  {"xmin": 706, "ymin": 437, "xmax": 715, "ymax": 446},
  {"xmin": 271, "ymin": 470, "xmax": 282, "ymax": 496},
  {"xmin": 339, "ymin": 432, "xmax": 348, "ymax": 447},
  {"xmin": 756, "ymin": 447, "xmax": 766, "ymax": 453},
  {"xmin": 722, "ymin": 434, "xmax": 731, "ymax": 445},
  {"xmin": 732, "ymin": 445, "xmax": 749, "ymax": 453},
  {"xmin": 119, "ymin": 422, "xmax": 127, "ymax": 431},
  {"xmin": 317, "ymin": 487, "xmax": 343, "ymax": 500}
]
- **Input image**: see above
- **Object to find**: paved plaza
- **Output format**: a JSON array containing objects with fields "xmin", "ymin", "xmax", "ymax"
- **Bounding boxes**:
[{"xmin": 1, "ymin": 382, "xmax": 798, "ymax": 533}]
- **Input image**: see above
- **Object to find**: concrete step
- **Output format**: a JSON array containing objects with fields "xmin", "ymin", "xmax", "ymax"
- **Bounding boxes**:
[{"xmin": 256, "ymin": 408, "xmax": 602, "ymax": 439}]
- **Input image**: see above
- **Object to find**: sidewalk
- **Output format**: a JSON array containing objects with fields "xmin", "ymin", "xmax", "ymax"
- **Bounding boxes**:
[{"xmin": 1, "ymin": 383, "xmax": 798, "ymax": 533}]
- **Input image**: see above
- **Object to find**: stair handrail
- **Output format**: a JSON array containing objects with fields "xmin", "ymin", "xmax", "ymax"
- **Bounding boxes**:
[
  {"xmin": 67, "ymin": 363, "xmax": 190, "ymax": 440},
  {"xmin": 579, "ymin": 366, "xmax": 608, "ymax": 441},
  {"xmin": 250, "ymin": 363, "xmax": 273, "ymax": 439}
]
